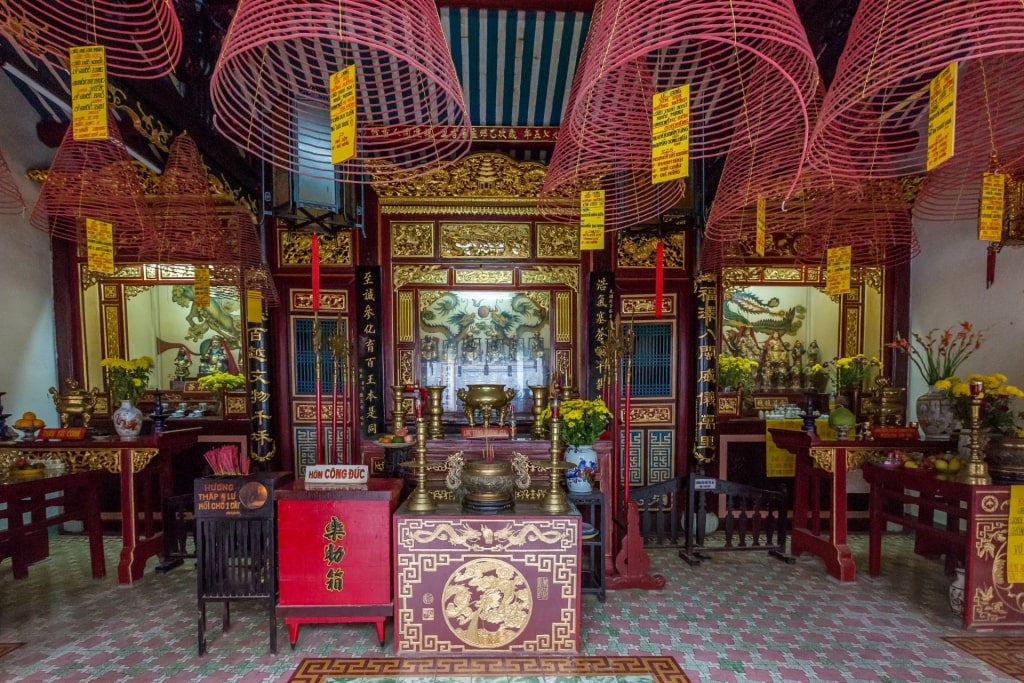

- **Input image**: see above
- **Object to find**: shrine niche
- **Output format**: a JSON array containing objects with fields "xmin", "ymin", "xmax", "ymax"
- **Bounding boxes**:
[
  {"xmin": 417, "ymin": 290, "xmax": 551, "ymax": 416},
  {"xmin": 79, "ymin": 264, "xmax": 247, "ymax": 400},
  {"xmin": 718, "ymin": 265, "xmax": 884, "ymax": 400}
]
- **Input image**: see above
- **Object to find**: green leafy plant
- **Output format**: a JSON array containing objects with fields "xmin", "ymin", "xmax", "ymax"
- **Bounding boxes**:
[
  {"xmin": 101, "ymin": 356, "xmax": 154, "ymax": 404},
  {"xmin": 888, "ymin": 321, "xmax": 983, "ymax": 385}
]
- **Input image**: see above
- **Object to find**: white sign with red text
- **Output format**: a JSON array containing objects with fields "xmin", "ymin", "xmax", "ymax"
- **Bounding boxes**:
[{"xmin": 304, "ymin": 464, "xmax": 369, "ymax": 488}]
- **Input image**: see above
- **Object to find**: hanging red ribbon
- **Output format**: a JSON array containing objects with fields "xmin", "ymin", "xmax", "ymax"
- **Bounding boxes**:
[
  {"xmin": 311, "ymin": 234, "xmax": 321, "ymax": 311},
  {"xmin": 987, "ymin": 243, "xmax": 998, "ymax": 289},
  {"xmin": 654, "ymin": 239, "xmax": 664, "ymax": 318}
]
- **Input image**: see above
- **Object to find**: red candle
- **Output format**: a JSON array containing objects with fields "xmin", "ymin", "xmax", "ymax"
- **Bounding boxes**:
[
  {"xmin": 311, "ymin": 234, "xmax": 320, "ymax": 312},
  {"xmin": 970, "ymin": 380, "xmax": 983, "ymax": 396}
]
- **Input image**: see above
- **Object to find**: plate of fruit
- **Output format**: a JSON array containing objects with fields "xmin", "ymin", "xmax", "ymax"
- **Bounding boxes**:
[
  {"xmin": 378, "ymin": 428, "xmax": 416, "ymax": 448},
  {"xmin": 9, "ymin": 457, "xmax": 46, "ymax": 479}
]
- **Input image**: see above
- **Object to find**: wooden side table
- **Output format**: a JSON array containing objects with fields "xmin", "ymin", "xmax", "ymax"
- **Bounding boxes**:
[{"xmin": 769, "ymin": 428, "xmax": 949, "ymax": 582}]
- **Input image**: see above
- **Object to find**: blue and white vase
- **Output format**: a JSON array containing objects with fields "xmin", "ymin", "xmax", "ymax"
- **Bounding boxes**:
[{"xmin": 564, "ymin": 444, "xmax": 597, "ymax": 493}]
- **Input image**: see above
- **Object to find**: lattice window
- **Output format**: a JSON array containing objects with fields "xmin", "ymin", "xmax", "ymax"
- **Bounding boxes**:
[
  {"xmin": 294, "ymin": 318, "xmax": 346, "ymax": 394},
  {"xmin": 629, "ymin": 322, "xmax": 673, "ymax": 397}
]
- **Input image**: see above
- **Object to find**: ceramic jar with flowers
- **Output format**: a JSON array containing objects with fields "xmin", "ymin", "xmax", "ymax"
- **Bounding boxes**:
[
  {"xmin": 888, "ymin": 321, "xmax": 983, "ymax": 439},
  {"xmin": 934, "ymin": 373, "xmax": 1024, "ymax": 480},
  {"xmin": 101, "ymin": 356, "xmax": 154, "ymax": 440},
  {"xmin": 546, "ymin": 397, "xmax": 613, "ymax": 493}
]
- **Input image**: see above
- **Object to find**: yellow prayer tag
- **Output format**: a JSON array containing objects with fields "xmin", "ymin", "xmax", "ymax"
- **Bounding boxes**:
[
  {"xmin": 825, "ymin": 245, "xmax": 852, "ymax": 296},
  {"xmin": 194, "ymin": 267, "xmax": 211, "ymax": 308},
  {"xmin": 580, "ymin": 190, "xmax": 605, "ymax": 250},
  {"xmin": 756, "ymin": 196, "xmax": 766, "ymax": 256},
  {"xmin": 651, "ymin": 85, "xmax": 690, "ymax": 184},
  {"xmin": 926, "ymin": 63, "xmax": 957, "ymax": 171},
  {"xmin": 85, "ymin": 218, "xmax": 114, "ymax": 275},
  {"xmin": 70, "ymin": 45, "xmax": 108, "ymax": 141},
  {"xmin": 978, "ymin": 172, "xmax": 1005, "ymax": 242},
  {"xmin": 1008, "ymin": 485, "xmax": 1024, "ymax": 584},
  {"xmin": 330, "ymin": 65, "xmax": 357, "ymax": 165},
  {"xmin": 247, "ymin": 289, "xmax": 264, "ymax": 324}
]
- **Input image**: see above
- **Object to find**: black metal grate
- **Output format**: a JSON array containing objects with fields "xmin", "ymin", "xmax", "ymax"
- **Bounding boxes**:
[
  {"xmin": 294, "ymin": 317, "xmax": 345, "ymax": 394},
  {"xmin": 629, "ymin": 322, "xmax": 673, "ymax": 397}
]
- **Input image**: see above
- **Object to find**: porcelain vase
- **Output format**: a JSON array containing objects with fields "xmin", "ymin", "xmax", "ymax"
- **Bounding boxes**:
[
  {"xmin": 916, "ymin": 386, "xmax": 957, "ymax": 440},
  {"xmin": 112, "ymin": 399, "xmax": 143, "ymax": 441},
  {"xmin": 949, "ymin": 567, "xmax": 966, "ymax": 616},
  {"xmin": 564, "ymin": 444, "xmax": 597, "ymax": 493}
]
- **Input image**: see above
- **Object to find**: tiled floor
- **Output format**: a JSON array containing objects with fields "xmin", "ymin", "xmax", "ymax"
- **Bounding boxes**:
[{"xmin": 0, "ymin": 532, "xmax": 1020, "ymax": 682}]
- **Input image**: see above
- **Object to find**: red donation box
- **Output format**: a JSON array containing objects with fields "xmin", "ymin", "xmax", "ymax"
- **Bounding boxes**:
[{"xmin": 275, "ymin": 478, "xmax": 402, "ymax": 646}]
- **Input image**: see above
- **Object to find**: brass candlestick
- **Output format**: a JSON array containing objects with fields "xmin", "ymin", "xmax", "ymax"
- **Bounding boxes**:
[
  {"xmin": 425, "ymin": 385, "xmax": 446, "ymax": 440},
  {"xmin": 529, "ymin": 384, "xmax": 550, "ymax": 439},
  {"xmin": 391, "ymin": 384, "xmax": 410, "ymax": 435},
  {"xmin": 539, "ymin": 387, "xmax": 572, "ymax": 514},
  {"xmin": 403, "ymin": 398, "xmax": 437, "ymax": 512},
  {"xmin": 964, "ymin": 380, "xmax": 992, "ymax": 485}
]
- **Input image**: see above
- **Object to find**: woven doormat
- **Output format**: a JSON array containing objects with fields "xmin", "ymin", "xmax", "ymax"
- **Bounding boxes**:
[
  {"xmin": 943, "ymin": 635, "xmax": 1024, "ymax": 681},
  {"xmin": 0, "ymin": 642, "xmax": 24, "ymax": 659},
  {"xmin": 288, "ymin": 655, "xmax": 690, "ymax": 682}
]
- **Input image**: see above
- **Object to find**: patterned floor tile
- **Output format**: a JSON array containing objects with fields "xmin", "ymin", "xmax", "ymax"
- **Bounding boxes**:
[{"xmin": 0, "ymin": 534, "xmax": 1020, "ymax": 682}]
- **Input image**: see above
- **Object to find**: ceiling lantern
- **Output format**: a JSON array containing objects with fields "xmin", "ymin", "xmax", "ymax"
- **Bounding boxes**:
[
  {"xmin": 209, "ymin": 0, "xmax": 471, "ymax": 185},
  {"xmin": 913, "ymin": 53, "xmax": 1024, "ymax": 222},
  {"xmin": 795, "ymin": 180, "xmax": 919, "ymax": 268},
  {"xmin": 0, "ymin": 0, "xmax": 181, "ymax": 79},
  {"xmin": 148, "ymin": 133, "xmax": 226, "ymax": 264},
  {"xmin": 809, "ymin": 0, "xmax": 1024, "ymax": 181},
  {"xmin": 28, "ymin": 112, "xmax": 157, "ymax": 262},
  {"xmin": 540, "ymin": 50, "xmax": 686, "ymax": 229},
  {"xmin": 544, "ymin": 0, "xmax": 819, "ymax": 227}
]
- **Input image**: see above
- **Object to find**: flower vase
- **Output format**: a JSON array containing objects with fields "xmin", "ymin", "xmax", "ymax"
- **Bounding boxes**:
[
  {"xmin": 564, "ymin": 444, "xmax": 597, "ymax": 493},
  {"xmin": 949, "ymin": 567, "xmax": 966, "ymax": 616},
  {"xmin": 916, "ymin": 386, "xmax": 957, "ymax": 440},
  {"xmin": 112, "ymin": 399, "xmax": 143, "ymax": 441}
]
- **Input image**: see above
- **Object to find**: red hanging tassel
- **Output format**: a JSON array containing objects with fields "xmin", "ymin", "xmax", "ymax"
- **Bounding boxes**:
[
  {"xmin": 987, "ymin": 243, "xmax": 998, "ymax": 289},
  {"xmin": 311, "ymin": 234, "xmax": 321, "ymax": 310},
  {"xmin": 654, "ymin": 239, "xmax": 664, "ymax": 317}
]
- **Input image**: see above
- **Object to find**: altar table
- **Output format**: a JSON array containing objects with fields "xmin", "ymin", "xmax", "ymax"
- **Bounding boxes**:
[
  {"xmin": 769, "ymin": 428, "xmax": 949, "ymax": 582},
  {"xmin": 0, "ymin": 428, "xmax": 200, "ymax": 583},
  {"xmin": 366, "ymin": 437, "xmax": 614, "ymax": 574},
  {"xmin": 393, "ymin": 499, "xmax": 580, "ymax": 655},
  {"xmin": 0, "ymin": 468, "xmax": 105, "ymax": 579},
  {"xmin": 863, "ymin": 463, "xmax": 1024, "ymax": 628}
]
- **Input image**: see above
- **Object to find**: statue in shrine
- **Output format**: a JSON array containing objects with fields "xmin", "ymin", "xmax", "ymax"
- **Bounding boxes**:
[
  {"xmin": 198, "ymin": 335, "xmax": 238, "ymax": 377},
  {"xmin": 808, "ymin": 339, "xmax": 821, "ymax": 367},
  {"xmin": 764, "ymin": 332, "xmax": 790, "ymax": 388},
  {"xmin": 790, "ymin": 340, "xmax": 806, "ymax": 374},
  {"xmin": 173, "ymin": 346, "xmax": 192, "ymax": 381},
  {"xmin": 421, "ymin": 335, "xmax": 439, "ymax": 362}
]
